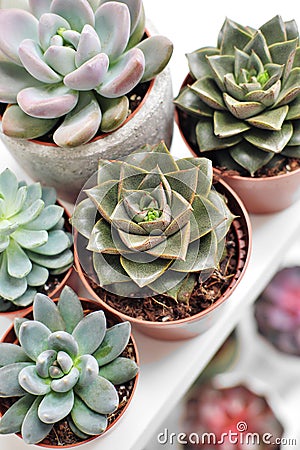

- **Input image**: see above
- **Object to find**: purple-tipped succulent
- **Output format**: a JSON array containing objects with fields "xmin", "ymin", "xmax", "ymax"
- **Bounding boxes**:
[
  {"xmin": 255, "ymin": 266, "xmax": 300, "ymax": 356},
  {"xmin": 0, "ymin": 0, "xmax": 173, "ymax": 147}
]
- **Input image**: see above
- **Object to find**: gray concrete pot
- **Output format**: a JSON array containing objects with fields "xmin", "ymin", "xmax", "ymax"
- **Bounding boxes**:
[{"xmin": 0, "ymin": 49, "xmax": 174, "ymax": 204}]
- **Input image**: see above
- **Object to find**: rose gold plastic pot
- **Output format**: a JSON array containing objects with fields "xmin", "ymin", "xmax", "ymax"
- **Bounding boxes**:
[
  {"xmin": 175, "ymin": 74, "xmax": 300, "ymax": 215},
  {"xmin": 74, "ymin": 179, "xmax": 252, "ymax": 341},
  {"xmin": 0, "ymin": 297, "xmax": 140, "ymax": 448}
]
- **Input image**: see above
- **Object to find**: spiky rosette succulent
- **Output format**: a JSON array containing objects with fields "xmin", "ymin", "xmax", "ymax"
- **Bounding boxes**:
[
  {"xmin": 255, "ymin": 267, "xmax": 300, "ymax": 357},
  {"xmin": 0, "ymin": 168, "xmax": 73, "ymax": 311},
  {"xmin": 0, "ymin": 0, "xmax": 173, "ymax": 147},
  {"xmin": 72, "ymin": 142, "xmax": 235, "ymax": 302},
  {"xmin": 175, "ymin": 15, "xmax": 300, "ymax": 176},
  {"xmin": 0, "ymin": 286, "xmax": 138, "ymax": 444}
]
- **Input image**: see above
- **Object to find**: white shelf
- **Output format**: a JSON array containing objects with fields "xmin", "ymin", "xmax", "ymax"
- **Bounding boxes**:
[{"xmin": 1, "ymin": 1, "xmax": 300, "ymax": 449}]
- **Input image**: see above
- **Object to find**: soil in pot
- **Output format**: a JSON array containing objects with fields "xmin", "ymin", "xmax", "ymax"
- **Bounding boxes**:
[{"xmin": 0, "ymin": 301, "xmax": 139, "ymax": 447}]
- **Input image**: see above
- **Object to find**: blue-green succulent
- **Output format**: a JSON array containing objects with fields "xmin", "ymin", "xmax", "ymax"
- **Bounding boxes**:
[
  {"xmin": 0, "ymin": 168, "xmax": 73, "ymax": 312},
  {"xmin": 0, "ymin": 286, "xmax": 138, "ymax": 444}
]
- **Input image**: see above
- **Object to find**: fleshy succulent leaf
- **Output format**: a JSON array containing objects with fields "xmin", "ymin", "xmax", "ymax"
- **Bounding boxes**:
[
  {"xmin": 137, "ymin": 35, "xmax": 173, "ymax": 83},
  {"xmin": 75, "ymin": 375, "xmax": 118, "ymax": 415},
  {"xmin": 71, "ymin": 395, "xmax": 108, "ymax": 435},
  {"xmin": 33, "ymin": 293, "xmax": 65, "ymax": 332},
  {"xmin": 0, "ymin": 362, "xmax": 32, "ymax": 397},
  {"xmin": 19, "ymin": 321, "xmax": 51, "ymax": 361},
  {"xmin": 99, "ymin": 357, "xmax": 138, "ymax": 385},
  {"xmin": 0, "ymin": 394, "xmax": 35, "ymax": 434},
  {"xmin": 93, "ymin": 322, "xmax": 131, "ymax": 366},
  {"xmin": 0, "ymin": 343, "xmax": 31, "ymax": 367},
  {"xmin": 72, "ymin": 311, "xmax": 106, "ymax": 355},
  {"xmin": 22, "ymin": 397, "xmax": 53, "ymax": 444},
  {"xmin": 38, "ymin": 389, "xmax": 74, "ymax": 423},
  {"xmin": 58, "ymin": 286, "xmax": 84, "ymax": 334},
  {"xmin": 18, "ymin": 365, "xmax": 51, "ymax": 395}
]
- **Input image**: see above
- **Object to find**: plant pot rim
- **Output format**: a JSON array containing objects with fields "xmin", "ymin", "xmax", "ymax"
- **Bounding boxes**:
[
  {"xmin": 0, "ymin": 200, "xmax": 73, "ymax": 317},
  {"xmin": 0, "ymin": 296, "xmax": 140, "ymax": 448},
  {"xmin": 175, "ymin": 73, "xmax": 300, "ymax": 183},
  {"xmin": 74, "ymin": 177, "xmax": 252, "ymax": 329}
]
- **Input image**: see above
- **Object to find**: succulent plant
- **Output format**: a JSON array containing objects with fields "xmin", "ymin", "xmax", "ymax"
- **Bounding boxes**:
[
  {"xmin": 182, "ymin": 383, "xmax": 283, "ymax": 449},
  {"xmin": 0, "ymin": 286, "xmax": 138, "ymax": 444},
  {"xmin": 255, "ymin": 266, "xmax": 300, "ymax": 356},
  {"xmin": 175, "ymin": 15, "xmax": 300, "ymax": 176},
  {"xmin": 0, "ymin": 168, "xmax": 73, "ymax": 312},
  {"xmin": 0, "ymin": 0, "xmax": 173, "ymax": 147},
  {"xmin": 71, "ymin": 142, "xmax": 235, "ymax": 302}
]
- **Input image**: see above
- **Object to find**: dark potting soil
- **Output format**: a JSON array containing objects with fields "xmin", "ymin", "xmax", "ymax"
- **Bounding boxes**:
[
  {"xmin": 216, "ymin": 157, "xmax": 300, "ymax": 178},
  {"xmin": 0, "ymin": 343, "xmax": 137, "ymax": 446},
  {"xmin": 91, "ymin": 226, "xmax": 239, "ymax": 323},
  {"xmin": 30, "ymin": 82, "xmax": 150, "ymax": 145}
]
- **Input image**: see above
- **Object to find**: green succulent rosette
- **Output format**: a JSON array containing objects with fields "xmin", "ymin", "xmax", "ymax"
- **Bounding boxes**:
[
  {"xmin": 0, "ymin": 169, "xmax": 73, "ymax": 312},
  {"xmin": 72, "ymin": 142, "xmax": 235, "ymax": 302},
  {"xmin": 175, "ymin": 15, "xmax": 300, "ymax": 176},
  {"xmin": 0, "ymin": 286, "xmax": 138, "ymax": 444}
]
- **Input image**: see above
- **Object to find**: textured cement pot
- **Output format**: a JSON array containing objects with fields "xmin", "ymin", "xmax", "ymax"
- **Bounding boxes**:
[
  {"xmin": 175, "ymin": 74, "xmax": 300, "ymax": 215},
  {"xmin": 0, "ymin": 201, "xmax": 73, "ymax": 319},
  {"xmin": 74, "ymin": 179, "xmax": 252, "ymax": 341},
  {"xmin": 0, "ymin": 297, "xmax": 139, "ymax": 448},
  {"xmin": 0, "ymin": 28, "xmax": 174, "ymax": 204}
]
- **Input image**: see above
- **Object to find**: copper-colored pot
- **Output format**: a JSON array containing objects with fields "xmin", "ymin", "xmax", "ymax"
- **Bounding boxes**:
[{"xmin": 74, "ymin": 179, "xmax": 252, "ymax": 341}]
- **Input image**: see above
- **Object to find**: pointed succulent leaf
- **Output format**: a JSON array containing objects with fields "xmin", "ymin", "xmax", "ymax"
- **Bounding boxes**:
[
  {"xmin": 189, "ymin": 195, "xmax": 227, "ymax": 243},
  {"xmin": 19, "ymin": 321, "xmax": 51, "ymax": 361},
  {"xmin": 38, "ymin": 12, "xmax": 70, "ymax": 50},
  {"xmin": 51, "ymin": 367, "xmax": 79, "ymax": 393},
  {"xmin": 214, "ymin": 111, "xmax": 250, "ymax": 138},
  {"xmin": 58, "ymin": 286, "xmax": 84, "ymax": 334},
  {"xmin": 44, "ymin": 45, "xmax": 76, "ymax": 77},
  {"xmin": 76, "ymin": 24, "xmax": 102, "ymax": 67},
  {"xmin": 94, "ymin": 2, "xmax": 130, "ymax": 61},
  {"xmin": 230, "ymin": 141, "xmax": 275, "ymax": 175},
  {"xmin": 136, "ymin": 35, "xmax": 173, "ymax": 82},
  {"xmin": 0, "ymin": 9, "xmax": 38, "ymax": 65},
  {"xmin": 223, "ymin": 73, "xmax": 245, "ymax": 101},
  {"xmin": 219, "ymin": 18, "xmax": 253, "ymax": 55},
  {"xmin": 223, "ymin": 93, "xmax": 265, "ymax": 119},
  {"xmin": 1, "ymin": 104, "xmax": 58, "ymax": 140},
  {"xmin": 190, "ymin": 77, "xmax": 226, "ymax": 110},
  {"xmin": 72, "ymin": 311, "xmax": 106, "ymax": 355},
  {"xmin": 75, "ymin": 375, "xmax": 118, "ymax": 414},
  {"xmin": 275, "ymin": 68, "xmax": 300, "ymax": 106},
  {"xmin": 0, "ymin": 362, "xmax": 32, "ymax": 397},
  {"xmin": 245, "ymin": 122, "xmax": 293, "ymax": 152},
  {"xmin": 48, "ymin": 331, "xmax": 79, "ymax": 357},
  {"xmin": 19, "ymin": 39, "xmax": 62, "ymax": 84},
  {"xmin": 120, "ymin": 255, "xmax": 172, "ymax": 288},
  {"xmin": 93, "ymin": 252, "xmax": 130, "ymax": 286},
  {"xmin": 53, "ymin": 91, "xmax": 102, "ymax": 147},
  {"xmin": 50, "ymin": 0, "xmax": 94, "ymax": 31},
  {"xmin": 0, "ymin": 343, "xmax": 31, "ymax": 367},
  {"xmin": 38, "ymin": 390, "xmax": 74, "ymax": 423},
  {"xmin": 246, "ymin": 105, "xmax": 289, "ymax": 131},
  {"xmin": 33, "ymin": 293, "xmax": 65, "ymax": 331},
  {"xmin": 22, "ymin": 397, "xmax": 53, "ymax": 445},
  {"xmin": 174, "ymin": 86, "xmax": 213, "ymax": 117},
  {"xmin": 70, "ymin": 198, "xmax": 97, "ymax": 239},
  {"xmin": 6, "ymin": 240, "xmax": 32, "ymax": 279},
  {"xmin": 71, "ymin": 395, "xmax": 108, "ymax": 435},
  {"xmin": 36, "ymin": 350, "xmax": 57, "ymax": 378},
  {"xmin": 86, "ymin": 180, "xmax": 119, "ymax": 223},
  {"xmin": 207, "ymin": 55, "xmax": 234, "ymax": 91},
  {"xmin": 97, "ymin": 47, "xmax": 145, "ymax": 98},
  {"xmin": 99, "ymin": 357, "xmax": 138, "ymax": 385},
  {"xmin": 259, "ymin": 15, "xmax": 286, "ymax": 45},
  {"xmin": 245, "ymin": 80, "xmax": 281, "ymax": 107},
  {"xmin": 17, "ymin": 84, "xmax": 79, "ymax": 119},
  {"xmin": 243, "ymin": 30, "xmax": 272, "ymax": 64},
  {"xmin": 76, "ymin": 354, "xmax": 99, "ymax": 387},
  {"xmin": 196, "ymin": 118, "xmax": 242, "ymax": 152},
  {"xmin": 269, "ymin": 38, "xmax": 298, "ymax": 67},
  {"xmin": 282, "ymin": 146, "xmax": 300, "ymax": 158},
  {"xmin": 18, "ymin": 365, "xmax": 51, "ymax": 395},
  {"xmin": 187, "ymin": 47, "xmax": 219, "ymax": 79},
  {"xmin": 288, "ymin": 121, "xmax": 300, "ymax": 145},
  {"xmin": 286, "ymin": 97, "xmax": 300, "ymax": 120},
  {"xmin": 0, "ymin": 394, "xmax": 35, "ymax": 435},
  {"xmin": 93, "ymin": 322, "xmax": 131, "ymax": 366}
]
